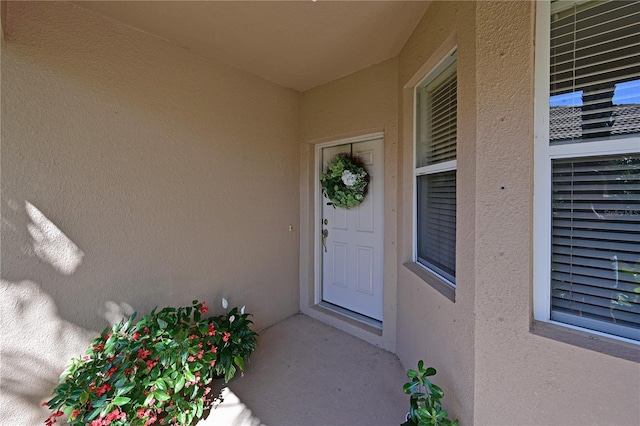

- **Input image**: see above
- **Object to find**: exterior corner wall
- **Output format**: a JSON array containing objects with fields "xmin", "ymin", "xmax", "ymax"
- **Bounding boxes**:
[
  {"xmin": 299, "ymin": 57, "xmax": 399, "ymax": 351},
  {"xmin": 397, "ymin": 1, "xmax": 640, "ymax": 424},
  {"xmin": 472, "ymin": 2, "xmax": 640, "ymax": 425},
  {"xmin": 0, "ymin": 2, "xmax": 299, "ymax": 424},
  {"xmin": 396, "ymin": 2, "xmax": 477, "ymax": 424}
]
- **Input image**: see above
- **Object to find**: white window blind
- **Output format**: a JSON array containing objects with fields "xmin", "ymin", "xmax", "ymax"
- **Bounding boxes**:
[
  {"xmin": 417, "ymin": 171, "xmax": 456, "ymax": 282},
  {"xmin": 550, "ymin": 0, "xmax": 640, "ymax": 143},
  {"xmin": 415, "ymin": 55, "xmax": 457, "ymax": 285},
  {"xmin": 417, "ymin": 63, "xmax": 457, "ymax": 167},
  {"xmin": 551, "ymin": 155, "xmax": 640, "ymax": 340}
]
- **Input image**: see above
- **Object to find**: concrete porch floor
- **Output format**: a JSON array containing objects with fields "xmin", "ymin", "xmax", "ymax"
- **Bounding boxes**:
[{"xmin": 202, "ymin": 314, "xmax": 409, "ymax": 426}]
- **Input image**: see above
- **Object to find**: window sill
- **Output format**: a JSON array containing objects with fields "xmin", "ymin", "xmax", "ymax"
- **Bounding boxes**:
[
  {"xmin": 531, "ymin": 320, "xmax": 639, "ymax": 363},
  {"xmin": 403, "ymin": 262, "xmax": 455, "ymax": 303}
]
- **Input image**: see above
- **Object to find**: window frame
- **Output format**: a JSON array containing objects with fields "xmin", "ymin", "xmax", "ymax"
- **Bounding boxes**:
[
  {"xmin": 533, "ymin": 0, "xmax": 640, "ymax": 346},
  {"xmin": 412, "ymin": 47, "xmax": 458, "ymax": 298}
]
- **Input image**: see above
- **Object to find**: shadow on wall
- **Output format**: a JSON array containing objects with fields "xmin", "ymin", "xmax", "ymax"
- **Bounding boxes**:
[
  {"xmin": 0, "ymin": 201, "xmax": 137, "ymax": 424},
  {"xmin": 0, "ymin": 280, "xmax": 93, "ymax": 424},
  {"xmin": 0, "ymin": 201, "xmax": 261, "ymax": 425},
  {"xmin": 25, "ymin": 201, "xmax": 84, "ymax": 275}
]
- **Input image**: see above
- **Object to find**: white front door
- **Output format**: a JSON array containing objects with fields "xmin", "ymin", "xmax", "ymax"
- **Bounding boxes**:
[{"xmin": 321, "ymin": 138, "xmax": 384, "ymax": 321}]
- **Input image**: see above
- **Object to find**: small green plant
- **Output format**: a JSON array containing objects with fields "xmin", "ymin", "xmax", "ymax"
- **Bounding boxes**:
[
  {"xmin": 402, "ymin": 360, "xmax": 458, "ymax": 426},
  {"xmin": 43, "ymin": 299, "xmax": 257, "ymax": 426},
  {"xmin": 213, "ymin": 300, "xmax": 258, "ymax": 383}
]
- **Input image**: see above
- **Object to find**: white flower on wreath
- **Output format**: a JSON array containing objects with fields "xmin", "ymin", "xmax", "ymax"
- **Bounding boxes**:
[{"xmin": 341, "ymin": 170, "xmax": 358, "ymax": 187}]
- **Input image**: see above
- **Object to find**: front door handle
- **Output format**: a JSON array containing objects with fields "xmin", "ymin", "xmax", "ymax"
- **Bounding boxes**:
[{"xmin": 322, "ymin": 229, "xmax": 329, "ymax": 253}]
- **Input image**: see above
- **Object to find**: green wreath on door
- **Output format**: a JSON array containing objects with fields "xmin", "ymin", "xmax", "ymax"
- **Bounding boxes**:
[{"xmin": 320, "ymin": 153, "xmax": 369, "ymax": 209}]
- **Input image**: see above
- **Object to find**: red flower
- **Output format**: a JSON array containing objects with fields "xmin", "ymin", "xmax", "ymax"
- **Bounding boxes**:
[
  {"xmin": 210, "ymin": 346, "xmax": 217, "ymax": 354},
  {"xmin": 146, "ymin": 359, "xmax": 158, "ymax": 370},
  {"xmin": 71, "ymin": 410, "xmax": 80, "ymax": 419},
  {"xmin": 187, "ymin": 355, "xmax": 196, "ymax": 362},
  {"xmin": 44, "ymin": 410, "xmax": 63, "ymax": 426},
  {"xmin": 222, "ymin": 331, "xmax": 231, "ymax": 342},
  {"xmin": 131, "ymin": 331, "xmax": 141, "ymax": 341},
  {"xmin": 105, "ymin": 408, "xmax": 126, "ymax": 422},
  {"xmin": 199, "ymin": 302, "xmax": 209, "ymax": 314},
  {"xmin": 95, "ymin": 384, "xmax": 112, "ymax": 396},
  {"xmin": 137, "ymin": 348, "xmax": 151, "ymax": 359},
  {"xmin": 93, "ymin": 343, "xmax": 105, "ymax": 352},
  {"xmin": 197, "ymin": 350, "xmax": 204, "ymax": 359},
  {"xmin": 207, "ymin": 323, "xmax": 216, "ymax": 336},
  {"xmin": 210, "ymin": 359, "xmax": 216, "ymax": 367}
]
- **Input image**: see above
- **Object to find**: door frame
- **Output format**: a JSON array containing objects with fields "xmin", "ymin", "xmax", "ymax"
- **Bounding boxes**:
[{"xmin": 313, "ymin": 132, "xmax": 385, "ymax": 313}]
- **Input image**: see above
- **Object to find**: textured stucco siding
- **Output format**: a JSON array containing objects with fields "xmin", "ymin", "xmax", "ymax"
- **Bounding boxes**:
[
  {"xmin": 396, "ymin": 2, "xmax": 477, "ymax": 423},
  {"xmin": 472, "ymin": 2, "xmax": 639, "ymax": 425},
  {"xmin": 396, "ymin": 1, "xmax": 639, "ymax": 425},
  {"xmin": 0, "ymin": 2, "xmax": 300, "ymax": 424}
]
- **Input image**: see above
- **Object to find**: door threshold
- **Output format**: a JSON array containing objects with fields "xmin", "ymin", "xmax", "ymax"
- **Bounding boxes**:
[{"xmin": 318, "ymin": 302, "xmax": 383, "ymax": 331}]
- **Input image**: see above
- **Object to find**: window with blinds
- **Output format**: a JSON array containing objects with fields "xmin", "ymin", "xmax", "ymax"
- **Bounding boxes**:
[
  {"xmin": 417, "ymin": 171, "xmax": 456, "ymax": 283},
  {"xmin": 543, "ymin": 0, "xmax": 640, "ymax": 341},
  {"xmin": 415, "ymin": 51, "xmax": 457, "ymax": 285},
  {"xmin": 417, "ymin": 62, "xmax": 457, "ymax": 167},
  {"xmin": 549, "ymin": 0, "xmax": 640, "ymax": 144},
  {"xmin": 551, "ymin": 155, "xmax": 640, "ymax": 340}
]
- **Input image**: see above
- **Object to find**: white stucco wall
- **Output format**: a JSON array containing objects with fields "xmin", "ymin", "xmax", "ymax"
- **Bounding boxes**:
[{"xmin": 0, "ymin": 2, "xmax": 300, "ymax": 424}]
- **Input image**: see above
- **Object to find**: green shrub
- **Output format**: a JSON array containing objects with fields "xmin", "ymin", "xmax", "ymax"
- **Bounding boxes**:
[{"xmin": 43, "ymin": 299, "xmax": 257, "ymax": 426}]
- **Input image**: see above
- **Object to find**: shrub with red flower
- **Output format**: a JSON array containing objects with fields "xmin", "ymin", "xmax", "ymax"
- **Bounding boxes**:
[{"xmin": 43, "ymin": 300, "xmax": 257, "ymax": 425}]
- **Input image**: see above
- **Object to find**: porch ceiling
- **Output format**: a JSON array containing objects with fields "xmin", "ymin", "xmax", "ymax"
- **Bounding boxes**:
[{"xmin": 73, "ymin": 0, "xmax": 431, "ymax": 91}]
